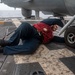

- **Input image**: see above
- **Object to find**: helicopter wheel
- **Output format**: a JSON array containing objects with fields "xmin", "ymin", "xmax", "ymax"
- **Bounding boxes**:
[{"xmin": 64, "ymin": 26, "xmax": 75, "ymax": 48}]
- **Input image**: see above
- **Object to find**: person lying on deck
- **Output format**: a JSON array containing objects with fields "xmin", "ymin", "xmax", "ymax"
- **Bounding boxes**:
[{"xmin": 0, "ymin": 18, "xmax": 65, "ymax": 55}]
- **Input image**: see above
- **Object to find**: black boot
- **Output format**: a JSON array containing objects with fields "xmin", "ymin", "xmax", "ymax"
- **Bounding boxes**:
[
  {"xmin": 0, "ymin": 46, "xmax": 3, "ymax": 53},
  {"xmin": 0, "ymin": 39, "xmax": 10, "ymax": 47}
]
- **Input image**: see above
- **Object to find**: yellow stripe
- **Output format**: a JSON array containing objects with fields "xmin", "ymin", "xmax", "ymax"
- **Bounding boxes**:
[{"xmin": 0, "ymin": 21, "xmax": 5, "ymax": 24}]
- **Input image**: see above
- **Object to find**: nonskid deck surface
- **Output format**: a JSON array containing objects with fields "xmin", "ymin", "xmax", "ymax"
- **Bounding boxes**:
[{"xmin": 0, "ymin": 18, "xmax": 75, "ymax": 75}]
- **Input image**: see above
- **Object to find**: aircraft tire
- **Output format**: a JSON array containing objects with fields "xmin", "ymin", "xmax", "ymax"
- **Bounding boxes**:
[{"xmin": 64, "ymin": 26, "xmax": 75, "ymax": 48}]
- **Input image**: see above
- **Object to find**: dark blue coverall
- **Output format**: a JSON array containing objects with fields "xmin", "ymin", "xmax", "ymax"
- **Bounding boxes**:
[{"xmin": 3, "ymin": 19, "xmax": 64, "ymax": 55}]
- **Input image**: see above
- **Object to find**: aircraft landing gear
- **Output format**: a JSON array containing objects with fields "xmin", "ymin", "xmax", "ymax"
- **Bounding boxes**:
[
  {"xmin": 64, "ymin": 26, "xmax": 75, "ymax": 48},
  {"xmin": 58, "ymin": 15, "xmax": 75, "ymax": 48}
]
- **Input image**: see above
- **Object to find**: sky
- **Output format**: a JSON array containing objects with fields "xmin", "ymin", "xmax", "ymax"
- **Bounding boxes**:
[{"xmin": 0, "ymin": 3, "xmax": 20, "ymax": 10}]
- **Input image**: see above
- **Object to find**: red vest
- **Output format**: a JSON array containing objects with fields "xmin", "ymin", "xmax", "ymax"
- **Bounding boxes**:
[{"xmin": 33, "ymin": 22, "xmax": 53, "ymax": 43}]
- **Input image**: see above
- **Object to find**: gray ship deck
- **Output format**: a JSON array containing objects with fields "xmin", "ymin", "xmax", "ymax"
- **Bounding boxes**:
[{"xmin": 0, "ymin": 18, "xmax": 75, "ymax": 75}]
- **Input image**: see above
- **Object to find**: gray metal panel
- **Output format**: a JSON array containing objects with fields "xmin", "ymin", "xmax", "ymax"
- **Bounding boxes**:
[
  {"xmin": 14, "ymin": 62, "xmax": 46, "ymax": 75},
  {"xmin": 0, "ymin": 56, "xmax": 16, "ymax": 75},
  {"xmin": 2, "ymin": 0, "xmax": 24, "ymax": 7},
  {"xmin": 0, "ymin": 58, "xmax": 46, "ymax": 75},
  {"xmin": 60, "ymin": 56, "xmax": 75, "ymax": 74},
  {"xmin": 2, "ymin": 0, "xmax": 75, "ymax": 16},
  {"xmin": 64, "ymin": 0, "xmax": 75, "ymax": 15},
  {"xmin": 2, "ymin": 0, "xmax": 67, "ymax": 11},
  {"xmin": 0, "ymin": 54, "xmax": 7, "ymax": 69}
]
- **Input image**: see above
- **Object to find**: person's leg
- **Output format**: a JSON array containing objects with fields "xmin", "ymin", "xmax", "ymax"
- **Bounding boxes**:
[
  {"xmin": 3, "ymin": 38, "xmax": 41, "ymax": 55},
  {"xmin": 0, "ymin": 22, "xmax": 34, "ymax": 46},
  {"xmin": 52, "ymin": 36, "xmax": 65, "ymax": 43},
  {"xmin": 9, "ymin": 22, "xmax": 34, "ymax": 45}
]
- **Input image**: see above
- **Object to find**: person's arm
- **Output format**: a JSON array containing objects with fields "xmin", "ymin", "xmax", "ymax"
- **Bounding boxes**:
[{"xmin": 41, "ymin": 19, "xmax": 64, "ymax": 27}]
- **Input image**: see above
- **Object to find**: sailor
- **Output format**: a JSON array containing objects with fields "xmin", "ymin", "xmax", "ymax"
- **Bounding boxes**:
[{"xmin": 0, "ymin": 18, "xmax": 64, "ymax": 55}]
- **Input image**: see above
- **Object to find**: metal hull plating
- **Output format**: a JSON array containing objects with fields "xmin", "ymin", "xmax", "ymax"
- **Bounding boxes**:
[{"xmin": 1, "ymin": 0, "xmax": 75, "ymax": 16}]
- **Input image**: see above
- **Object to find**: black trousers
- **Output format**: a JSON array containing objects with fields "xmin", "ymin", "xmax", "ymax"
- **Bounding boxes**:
[{"xmin": 3, "ymin": 22, "xmax": 41, "ymax": 55}]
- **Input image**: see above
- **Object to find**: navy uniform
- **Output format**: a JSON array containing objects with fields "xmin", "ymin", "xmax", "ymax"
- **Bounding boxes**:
[{"xmin": 0, "ymin": 19, "xmax": 64, "ymax": 55}]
